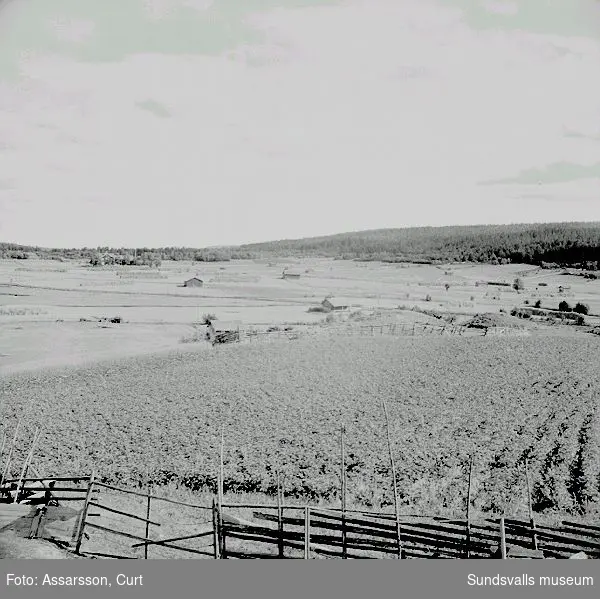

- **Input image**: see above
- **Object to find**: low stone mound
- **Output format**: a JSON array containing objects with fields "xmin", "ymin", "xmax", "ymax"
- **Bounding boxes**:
[{"xmin": 465, "ymin": 313, "xmax": 524, "ymax": 329}]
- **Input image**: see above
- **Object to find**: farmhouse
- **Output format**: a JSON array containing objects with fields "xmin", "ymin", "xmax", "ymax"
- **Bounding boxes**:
[
  {"xmin": 321, "ymin": 297, "xmax": 351, "ymax": 311},
  {"xmin": 183, "ymin": 277, "xmax": 203, "ymax": 288}
]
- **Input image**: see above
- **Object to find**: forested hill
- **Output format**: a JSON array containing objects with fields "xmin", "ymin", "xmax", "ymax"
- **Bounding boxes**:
[
  {"xmin": 239, "ymin": 222, "xmax": 600, "ymax": 268},
  {"xmin": 2, "ymin": 222, "xmax": 600, "ymax": 268}
]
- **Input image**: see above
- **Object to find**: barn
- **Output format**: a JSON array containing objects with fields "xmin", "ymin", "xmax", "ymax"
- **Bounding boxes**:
[
  {"xmin": 282, "ymin": 269, "xmax": 302, "ymax": 280},
  {"xmin": 183, "ymin": 277, "xmax": 204, "ymax": 288},
  {"xmin": 321, "ymin": 297, "xmax": 350, "ymax": 311}
]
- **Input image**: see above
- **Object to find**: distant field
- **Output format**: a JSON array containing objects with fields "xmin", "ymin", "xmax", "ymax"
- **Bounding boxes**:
[
  {"xmin": 2, "ymin": 258, "xmax": 599, "ymax": 373},
  {"xmin": 2, "ymin": 334, "xmax": 599, "ymax": 518}
]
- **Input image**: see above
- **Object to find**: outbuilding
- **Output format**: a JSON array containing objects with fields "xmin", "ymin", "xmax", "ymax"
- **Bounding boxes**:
[
  {"xmin": 321, "ymin": 297, "xmax": 350, "ymax": 311},
  {"xmin": 183, "ymin": 277, "xmax": 204, "ymax": 288}
]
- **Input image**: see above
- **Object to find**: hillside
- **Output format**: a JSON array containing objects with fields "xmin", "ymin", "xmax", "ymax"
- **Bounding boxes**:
[
  {"xmin": 239, "ymin": 222, "xmax": 600, "ymax": 267},
  {"xmin": 2, "ymin": 222, "xmax": 600, "ymax": 268}
]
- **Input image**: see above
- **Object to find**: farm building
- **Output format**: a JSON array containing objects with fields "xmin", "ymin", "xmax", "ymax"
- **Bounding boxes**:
[
  {"xmin": 207, "ymin": 320, "xmax": 241, "ymax": 344},
  {"xmin": 321, "ymin": 297, "xmax": 351, "ymax": 311},
  {"xmin": 282, "ymin": 269, "xmax": 302, "ymax": 280},
  {"xmin": 183, "ymin": 277, "xmax": 204, "ymax": 288}
]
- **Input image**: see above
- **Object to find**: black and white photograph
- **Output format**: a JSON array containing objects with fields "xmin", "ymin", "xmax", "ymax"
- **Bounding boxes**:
[{"xmin": 1, "ymin": 0, "xmax": 600, "ymax": 567}]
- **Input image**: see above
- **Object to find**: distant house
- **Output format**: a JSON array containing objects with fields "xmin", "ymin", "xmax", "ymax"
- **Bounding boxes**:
[
  {"xmin": 282, "ymin": 269, "xmax": 302, "ymax": 280},
  {"xmin": 183, "ymin": 277, "xmax": 204, "ymax": 288},
  {"xmin": 321, "ymin": 297, "xmax": 350, "ymax": 311},
  {"xmin": 207, "ymin": 320, "xmax": 241, "ymax": 344}
]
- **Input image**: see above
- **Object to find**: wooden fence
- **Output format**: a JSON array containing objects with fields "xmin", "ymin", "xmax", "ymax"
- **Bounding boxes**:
[
  {"xmin": 0, "ymin": 475, "xmax": 96, "ymax": 546},
  {"xmin": 3, "ymin": 474, "xmax": 599, "ymax": 559},
  {"xmin": 352, "ymin": 323, "xmax": 527, "ymax": 338},
  {"xmin": 217, "ymin": 505, "xmax": 600, "ymax": 560},
  {"xmin": 75, "ymin": 477, "xmax": 216, "ymax": 559}
]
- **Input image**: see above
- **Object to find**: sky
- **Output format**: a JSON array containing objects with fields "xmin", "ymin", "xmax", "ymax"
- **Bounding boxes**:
[{"xmin": 0, "ymin": 0, "xmax": 599, "ymax": 248}]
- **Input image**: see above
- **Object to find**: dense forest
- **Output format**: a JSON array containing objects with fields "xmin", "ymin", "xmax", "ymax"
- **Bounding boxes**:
[
  {"xmin": 1, "ymin": 222, "xmax": 600, "ymax": 268},
  {"xmin": 239, "ymin": 222, "xmax": 600, "ymax": 269}
]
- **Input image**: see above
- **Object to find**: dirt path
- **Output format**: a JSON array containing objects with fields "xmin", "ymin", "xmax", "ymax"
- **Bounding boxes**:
[{"xmin": 0, "ymin": 531, "xmax": 75, "ymax": 559}]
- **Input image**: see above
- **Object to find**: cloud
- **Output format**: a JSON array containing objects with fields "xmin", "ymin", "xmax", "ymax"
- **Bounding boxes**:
[
  {"xmin": 482, "ymin": 1, "xmax": 518, "ymax": 16},
  {"xmin": 49, "ymin": 17, "xmax": 96, "ymax": 44},
  {"xmin": 136, "ymin": 99, "xmax": 171, "ymax": 118},
  {"xmin": 481, "ymin": 162, "xmax": 600, "ymax": 185},
  {"xmin": 1, "ymin": 0, "xmax": 599, "ymax": 247}
]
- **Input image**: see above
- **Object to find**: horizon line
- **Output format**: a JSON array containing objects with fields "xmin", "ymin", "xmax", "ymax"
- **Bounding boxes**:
[{"xmin": 2, "ymin": 219, "xmax": 600, "ymax": 252}]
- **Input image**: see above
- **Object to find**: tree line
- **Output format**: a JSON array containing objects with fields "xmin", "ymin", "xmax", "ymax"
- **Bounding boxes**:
[
  {"xmin": 2, "ymin": 222, "xmax": 599, "ymax": 268},
  {"xmin": 239, "ymin": 222, "xmax": 600, "ymax": 268}
]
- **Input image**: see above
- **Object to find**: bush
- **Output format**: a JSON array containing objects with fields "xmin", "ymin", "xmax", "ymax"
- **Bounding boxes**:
[
  {"xmin": 201, "ymin": 313, "xmax": 217, "ymax": 324},
  {"xmin": 573, "ymin": 302, "xmax": 590, "ymax": 315},
  {"xmin": 513, "ymin": 277, "xmax": 524, "ymax": 291},
  {"xmin": 534, "ymin": 300, "xmax": 542, "ymax": 308},
  {"xmin": 308, "ymin": 305, "xmax": 329, "ymax": 313},
  {"xmin": 558, "ymin": 301, "xmax": 571, "ymax": 312}
]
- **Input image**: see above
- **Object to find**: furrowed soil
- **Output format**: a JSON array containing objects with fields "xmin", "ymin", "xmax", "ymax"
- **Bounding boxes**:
[{"xmin": 2, "ymin": 334, "xmax": 599, "ymax": 517}]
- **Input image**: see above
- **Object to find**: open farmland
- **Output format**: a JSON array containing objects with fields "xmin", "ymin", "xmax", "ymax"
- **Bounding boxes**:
[
  {"xmin": 2, "ymin": 333, "xmax": 599, "ymax": 519},
  {"xmin": 1, "ymin": 257, "xmax": 599, "ymax": 374}
]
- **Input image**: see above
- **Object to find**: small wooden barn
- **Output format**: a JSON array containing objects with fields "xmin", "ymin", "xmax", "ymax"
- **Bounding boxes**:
[
  {"xmin": 282, "ymin": 269, "xmax": 302, "ymax": 280},
  {"xmin": 207, "ymin": 320, "xmax": 241, "ymax": 344},
  {"xmin": 183, "ymin": 277, "xmax": 204, "ymax": 288},
  {"xmin": 321, "ymin": 297, "xmax": 350, "ymax": 311}
]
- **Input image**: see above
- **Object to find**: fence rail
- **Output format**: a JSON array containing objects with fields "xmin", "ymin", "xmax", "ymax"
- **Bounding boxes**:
[{"xmin": 3, "ymin": 471, "xmax": 599, "ymax": 559}]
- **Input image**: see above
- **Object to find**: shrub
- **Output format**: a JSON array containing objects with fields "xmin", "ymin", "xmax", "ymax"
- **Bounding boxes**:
[
  {"xmin": 513, "ymin": 277, "xmax": 524, "ymax": 291},
  {"xmin": 558, "ymin": 301, "xmax": 571, "ymax": 312},
  {"xmin": 201, "ymin": 313, "xmax": 217, "ymax": 324},
  {"xmin": 308, "ymin": 305, "xmax": 329, "ymax": 313},
  {"xmin": 573, "ymin": 302, "xmax": 590, "ymax": 315},
  {"xmin": 534, "ymin": 300, "xmax": 542, "ymax": 308}
]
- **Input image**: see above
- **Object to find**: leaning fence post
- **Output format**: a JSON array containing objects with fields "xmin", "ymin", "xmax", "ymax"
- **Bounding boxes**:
[
  {"xmin": 524, "ymin": 459, "xmax": 538, "ymax": 550},
  {"xmin": 75, "ymin": 470, "xmax": 96, "ymax": 555},
  {"xmin": 144, "ymin": 483, "xmax": 152, "ymax": 559},
  {"xmin": 304, "ymin": 507, "xmax": 311, "ymax": 559},
  {"xmin": 466, "ymin": 456, "xmax": 473, "ymax": 559}
]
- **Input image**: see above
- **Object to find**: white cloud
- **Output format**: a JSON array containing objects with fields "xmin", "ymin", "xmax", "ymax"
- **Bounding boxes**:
[
  {"xmin": 482, "ymin": 1, "xmax": 519, "ymax": 16},
  {"xmin": 1, "ymin": 0, "xmax": 599, "ymax": 247},
  {"xmin": 49, "ymin": 17, "xmax": 96, "ymax": 44}
]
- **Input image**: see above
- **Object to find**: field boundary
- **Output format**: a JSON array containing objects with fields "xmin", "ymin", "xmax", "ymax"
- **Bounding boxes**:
[{"xmin": 3, "ymin": 474, "xmax": 599, "ymax": 559}]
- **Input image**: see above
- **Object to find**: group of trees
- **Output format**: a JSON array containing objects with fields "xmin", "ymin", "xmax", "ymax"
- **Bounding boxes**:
[
  {"xmin": 240, "ymin": 222, "xmax": 600, "ymax": 268},
  {"xmin": 0, "ymin": 243, "xmax": 254, "ymax": 264},
  {"xmin": 558, "ymin": 301, "xmax": 590, "ymax": 315},
  {"xmin": 2, "ymin": 222, "xmax": 600, "ymax": 268}
]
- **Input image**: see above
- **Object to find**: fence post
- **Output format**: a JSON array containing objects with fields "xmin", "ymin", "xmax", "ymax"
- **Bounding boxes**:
[
  {"xmin": 277, "ymin": 471, "xmax": 284, "ymax": 559},
  {"xmin": 144, "ymin": 484, "xmax": 152, "ymax": 559},
  {"xmin": 304, "ymin": 507, "xmax": 311, "ymax": 559},
  {"xmin": 75, "ymin": 470, "xmax": 96, "ymax": 555},
  {"xmin": 340, "ymin": 424, "xmax": 347, "ymax": 559},
  {"xmin": 500, "ymin": 517, "xmax": 507, "ymax": 559},
  {"xmin": 525, "ymin": 459, "xmax": 538, "ymax": 550},
  {"xmin": 212, "ymin": 498, "xmax": 220, "ymax": 559},
  {"xmin": 466, "ymin": 456, "xmax": 473, "ymax": 558}
]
